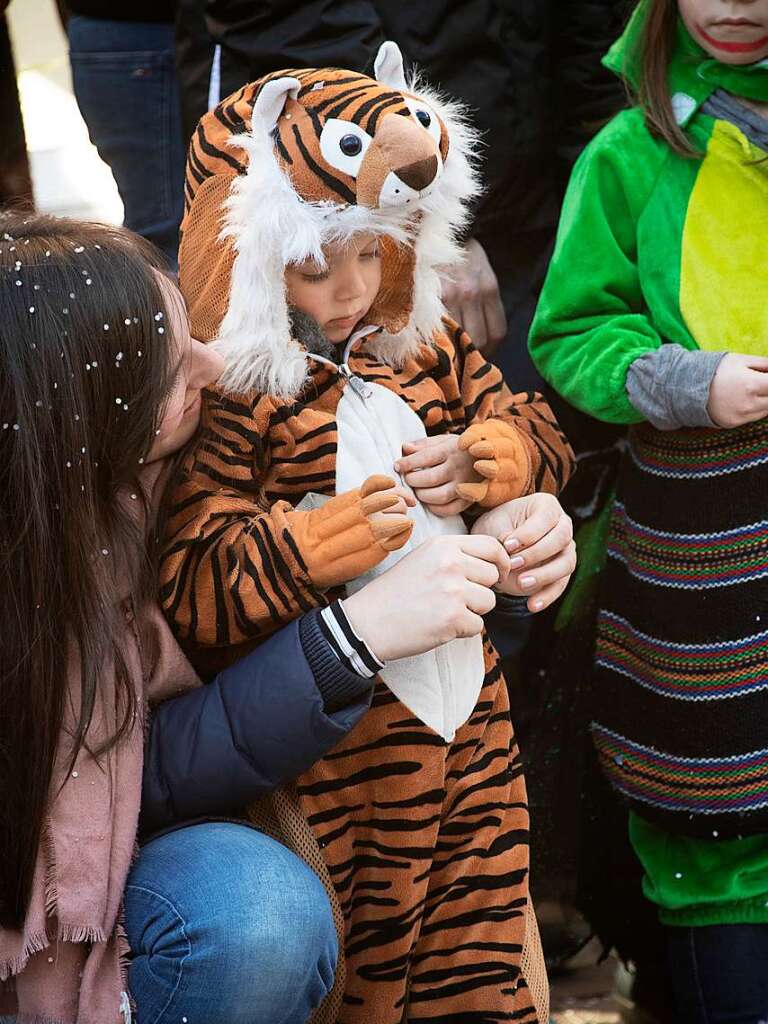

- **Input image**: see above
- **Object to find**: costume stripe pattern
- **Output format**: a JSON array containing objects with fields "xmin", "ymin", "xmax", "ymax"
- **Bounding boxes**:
[{"xmin": 298, "ymin": 642, "xmax": 537, "ymax": 1023}]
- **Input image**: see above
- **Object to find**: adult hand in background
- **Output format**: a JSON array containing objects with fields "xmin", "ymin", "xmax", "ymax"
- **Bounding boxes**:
[
  {"xmin": 472, "ymin": 493, "xmax": 575, "ymax": 612},
  {"xmin": 440, "ymin": 238, "xmax": 507, "ymax": 356},
  {"xmin": 707, "ymin": 353, "xmax": 768, "ymax": 428},
  {"xmin": 342, "ymin": 534, "xmax": 510, "ymax": 662}
]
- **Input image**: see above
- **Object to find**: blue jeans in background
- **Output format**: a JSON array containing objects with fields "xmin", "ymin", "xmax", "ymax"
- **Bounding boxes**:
[
  {"xmin": 666, "ymin": 923, "xmax": 768, "ymax": 1023},
  {"xmin": 125, "ymin": 822, "xmax": 337, "ymax": 1024},
  {"xmin": 68, "ymin": 17, "xmax": 186, "ymax": 268}
]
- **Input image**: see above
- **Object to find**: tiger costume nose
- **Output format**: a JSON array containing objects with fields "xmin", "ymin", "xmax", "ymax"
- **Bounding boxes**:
[{"xmin": 396, "ymin": 155, "xmax": 439, "ymax": 192}]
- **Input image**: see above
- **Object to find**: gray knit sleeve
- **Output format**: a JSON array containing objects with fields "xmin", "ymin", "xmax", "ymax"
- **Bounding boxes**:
[{"xmin": 626, "ymin": 345, "xmax": 726, "ymax": 430}]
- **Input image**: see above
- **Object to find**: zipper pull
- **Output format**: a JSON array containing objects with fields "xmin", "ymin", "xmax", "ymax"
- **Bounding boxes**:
[{"xmin": 339, "ymin": 363, "xmax": 372, "ymax": 400}]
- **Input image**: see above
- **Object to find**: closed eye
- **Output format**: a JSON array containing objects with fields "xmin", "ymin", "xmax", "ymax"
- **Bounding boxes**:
[{"xmin": 319, "ymin": 119, "xmax": 374, "ymax": 178}]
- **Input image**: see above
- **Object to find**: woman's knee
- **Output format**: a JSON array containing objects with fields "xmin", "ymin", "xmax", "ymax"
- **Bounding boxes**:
[{"xmin": 126, "ymin": 822, "xmax": 337, "ymax": 1021}]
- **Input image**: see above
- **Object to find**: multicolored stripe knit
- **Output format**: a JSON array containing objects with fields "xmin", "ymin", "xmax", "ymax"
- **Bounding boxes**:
[{"xmin": 592, "ymin": 421, "xmax": 768, "ymax": 837}]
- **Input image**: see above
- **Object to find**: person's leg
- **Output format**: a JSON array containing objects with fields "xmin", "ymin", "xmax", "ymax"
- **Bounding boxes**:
[
  {"xmin": 68, "ymin": 16, "xmax": 185, "ymax": 267},
  {"xmin": 666, "ymin": 923, "xmax": 768, "ymax": 1024},
  {"xmin": 124, "ymin": 822, "xmax": 337, "ymax": 1024}
]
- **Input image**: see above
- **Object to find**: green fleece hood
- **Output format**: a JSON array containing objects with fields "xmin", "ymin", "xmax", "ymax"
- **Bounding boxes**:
[{"xmin": 603, "ymin": 1, "xmax": 768, "ymax": 123}]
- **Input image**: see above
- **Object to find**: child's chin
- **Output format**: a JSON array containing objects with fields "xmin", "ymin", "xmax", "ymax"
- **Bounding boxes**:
[{"xmin": 325, "ymin": 326, "xmax": 353, "ymax": 344}]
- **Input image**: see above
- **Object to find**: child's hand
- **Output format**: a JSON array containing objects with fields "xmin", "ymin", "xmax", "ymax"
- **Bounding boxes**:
[
  {"xmin": 471, "ymin": 493, "xmax": 575, "ymax": 612},
  {"xmin": 707, "ymin": 353, "xmax": 768, "ymax": 428},
  {"xmin": 394, "ymin": 435, "xmax": 481, "ymax": 518}
]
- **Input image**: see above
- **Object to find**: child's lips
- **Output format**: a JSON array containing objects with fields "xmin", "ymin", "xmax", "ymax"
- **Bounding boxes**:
[
  {"xmin": 698, "ymin": 23, "xmax": 768, "ymax": 52},
  {"xmin": 329, "ymin": 312, "xmax": 362, "ymax": 329}
]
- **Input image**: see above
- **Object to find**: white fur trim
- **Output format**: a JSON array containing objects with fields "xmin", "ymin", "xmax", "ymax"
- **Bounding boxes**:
[
  {"xmin": 215, "ymin": 70, "xmax": 481, "ymax": 395},
  {"xmin": 252, "ymin": 77, "xmax": 300, "ymax": 130},
  {"xmin": 374, "ymin": 42, "xmax": 407, "ymax": 90}
]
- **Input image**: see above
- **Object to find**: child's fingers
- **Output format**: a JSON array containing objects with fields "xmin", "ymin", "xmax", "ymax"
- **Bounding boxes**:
[
  {"xmin": 402, "ymin": 462, "xmax": 455, "ymax": 489},
  {"xmin": 401, "ymin": 437, "xmax": 441, "ymax": 455},
  {"xmin": 390, "ymin": 484, "xmax": 418, "ymax": 507},
  {"xmin": 395, "ymin": 443, "xmax": 449, "ymax": 475},
  {"xmin": 413, "ymin": 482, "xmax": 459, "ymax": 507},
  {"xmin": 426, "ymin": 497, "xmax": 471, "ymax": 518}
]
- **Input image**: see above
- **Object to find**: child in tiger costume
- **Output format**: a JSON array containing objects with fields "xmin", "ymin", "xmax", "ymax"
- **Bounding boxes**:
[{"xmin": 161, "ymin": 42, "xmax": 574, "ymax": 1024}]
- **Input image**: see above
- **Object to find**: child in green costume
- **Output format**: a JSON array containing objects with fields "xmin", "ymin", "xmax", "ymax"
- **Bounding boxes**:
[{"xmin": 530, "ymin": 0, "xmax": 768, "ymax": 1018}]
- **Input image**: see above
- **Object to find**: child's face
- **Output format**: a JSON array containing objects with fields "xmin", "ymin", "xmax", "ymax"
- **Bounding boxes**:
[
  {"xmin": 678, "ymin": 0, "xmax": 768, "ymax": 63},
  {"xmin": 147, "ymin": 275, "xmax": 224, "ymax": 463},
  {"xmin": 285, "ymin": 234, "xmax": 382, "ymax": 345}
]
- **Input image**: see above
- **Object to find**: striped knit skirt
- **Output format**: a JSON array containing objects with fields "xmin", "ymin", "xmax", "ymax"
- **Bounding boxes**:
[{"xmin": 591, "ymin": 420, "xmax": 768, "ymax": 837}]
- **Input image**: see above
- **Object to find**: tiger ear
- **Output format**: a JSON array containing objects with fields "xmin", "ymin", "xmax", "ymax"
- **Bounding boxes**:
[
  {"xmin": 252, "ymin": 77, "xmax": 301, "ymax": 131},
  {"xmin": 374, "ymin": 41, "xmax": 407, "ymax": 90}
]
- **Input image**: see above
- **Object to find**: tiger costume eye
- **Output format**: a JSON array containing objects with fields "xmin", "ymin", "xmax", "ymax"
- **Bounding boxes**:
[
  {"xmin": 416, "ymin": 110, "xmax": 431, "ymax": 128},
  {"xmin": 339, "ymin": 134, "xmax": 363, "ymax": 156}
]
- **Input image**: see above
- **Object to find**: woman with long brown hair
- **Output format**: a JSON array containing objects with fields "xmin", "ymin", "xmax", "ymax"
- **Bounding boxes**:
[{"xmin": 0, "ymin": 210, "xmax": 553, "ymax": 1022}]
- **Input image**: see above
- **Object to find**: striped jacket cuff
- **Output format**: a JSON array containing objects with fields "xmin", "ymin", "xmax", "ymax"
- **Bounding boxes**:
[
  {"xmin": 299, "ymin": 608, "xmax": 376, "ymax": 713},
  {"xmin": 319, "ymin": 600, "xmax": 385, "ymax": 678}
]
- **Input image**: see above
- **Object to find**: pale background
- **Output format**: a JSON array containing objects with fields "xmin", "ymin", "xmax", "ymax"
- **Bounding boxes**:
[{"xmin": 8, "ymin": 0, "xmax": 122, "ymax": 221}]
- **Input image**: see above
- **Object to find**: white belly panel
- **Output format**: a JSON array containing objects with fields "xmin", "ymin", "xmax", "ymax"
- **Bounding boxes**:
[{"xmin": 334, "ymin": 381, "xmax": 485, "ymax": 741}]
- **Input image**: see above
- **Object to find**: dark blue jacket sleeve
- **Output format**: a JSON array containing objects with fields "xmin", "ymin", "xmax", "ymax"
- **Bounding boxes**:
[{"xmin": 140, "ymin": 611, "xmax": 372, "ymax": 836}]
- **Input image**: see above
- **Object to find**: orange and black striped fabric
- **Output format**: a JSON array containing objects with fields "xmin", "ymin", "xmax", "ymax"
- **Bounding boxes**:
[
  {"xmin": 160, "ymin": 324, "xmax": 573, "ymax": 1022},
  {"xmin": 300, "ymin": 640, "xmax": 537, "ymax": 1023},
  {"xmin": 161, "ymin": 323, "xmax": 574, "ymax": 648}
]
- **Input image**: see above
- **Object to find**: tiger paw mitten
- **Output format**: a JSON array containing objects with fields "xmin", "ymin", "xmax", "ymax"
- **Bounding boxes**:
[
  {"xmin": 456, "ymin": 420, "xmax": 533, "ymax": 508},
  {"xmin": 285, "ymin": 475, "xmax": 413, "ymax": 589}
]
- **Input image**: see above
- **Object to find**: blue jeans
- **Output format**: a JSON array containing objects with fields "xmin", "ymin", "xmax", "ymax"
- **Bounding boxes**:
[
  {"xmin": 666, "ymin": 924, "xmax": 768, "ymax": 1023},
  {"xmin": 68, "ymin": 16, "xmax": 186, "ymax": 267},
  {"xmin": 125, "ymin": 823, "xmax": 337, "ymax": 1024}
]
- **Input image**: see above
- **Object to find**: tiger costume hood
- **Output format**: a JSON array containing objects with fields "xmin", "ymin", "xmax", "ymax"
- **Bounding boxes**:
[{"xmin": 180, "ymin": 42, "xmax": 480, "ymax": 396}]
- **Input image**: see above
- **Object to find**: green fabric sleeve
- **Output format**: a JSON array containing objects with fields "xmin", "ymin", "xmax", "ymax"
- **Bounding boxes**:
[{"xmin": 529, "ymin": 109, "xmax": 670, "ymax": 424}]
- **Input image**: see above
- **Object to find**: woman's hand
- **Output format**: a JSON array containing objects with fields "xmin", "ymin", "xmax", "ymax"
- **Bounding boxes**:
[
  {"xmin": 342, "ymin": 534, "xmax": 510, "ymax": 661},
  {"xmin": 471, "ymin": 494, "xmax": 575, "ymax": 612},
  {"xmin": 707, "ymin": 353, "xmax": 768, "ymax": 428},
  {"xmin": 394, "ymin": 435, "xmax": 480, "ymax": 517}
]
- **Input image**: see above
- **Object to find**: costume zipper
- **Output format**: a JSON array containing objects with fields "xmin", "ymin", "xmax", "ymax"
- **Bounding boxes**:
[
  {"xmin": 308, "ymin": 325, "xmax": 379, "ymax": 402},
  {"xmin": 338, "ymin": 362, "xmax": 373, "ymax": 400}
]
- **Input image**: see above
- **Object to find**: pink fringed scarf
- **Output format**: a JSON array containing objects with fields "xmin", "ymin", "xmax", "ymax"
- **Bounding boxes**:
[{"xmin": 0, "ymin": 464, "xmax": 200, "ymax": 1024}]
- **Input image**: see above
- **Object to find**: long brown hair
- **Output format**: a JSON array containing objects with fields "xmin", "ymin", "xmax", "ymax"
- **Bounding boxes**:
[
  {"xmin": 0, "ymin": 212, "xmax": 176, "ymax": 927},
  {"xmin": 635, "ymin": 0, "xmax": 699, "ymax": 156}
]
